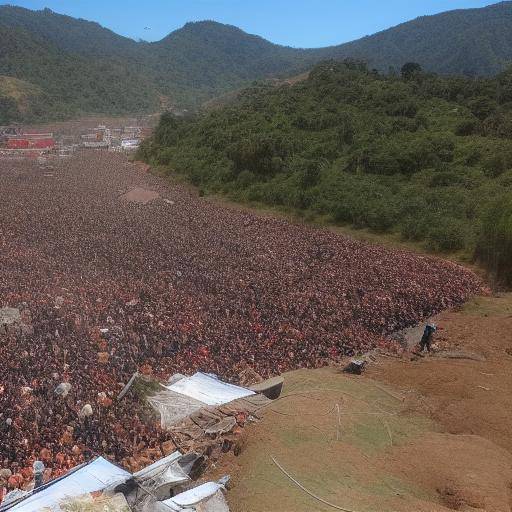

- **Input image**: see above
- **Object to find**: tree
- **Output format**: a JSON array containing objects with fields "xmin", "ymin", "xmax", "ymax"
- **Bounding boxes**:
[
  {"xmin": 401, "ymin": 62, "xmax": 422, "ymax": 81},
  {"xmin": 475, "ymin": 194, "xmax": 512, "ymax": 286}
]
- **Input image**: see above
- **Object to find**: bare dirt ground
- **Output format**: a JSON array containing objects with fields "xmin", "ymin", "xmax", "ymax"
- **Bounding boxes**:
[
  {"xmin": 370, "ymin": 294, "xmax": 512, "ymax": 455},
  {"xmin": 120, "ymin": 186, "xmax": 161, "ymax": 204},
  {"xmin": 213, "ymin": 294, "xmax": 512, "ymax": 512}
]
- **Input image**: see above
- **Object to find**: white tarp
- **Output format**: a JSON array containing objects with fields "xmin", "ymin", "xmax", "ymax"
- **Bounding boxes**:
[
  {"xmin": 148, "ymin": 388, "xmax": 205, "ymax": 428},
  {"xmin": 133, "ymin": 451, "xmax": 189, "ymax": 499},
  {"xmin": 196, "ymin": 491, "xmax": 230, "ymax": 512},
  {"xmin": 157, "ymin": 482, "xmax": 225, "ymax": 512},
  {"xmin": 166, "ymin": 373, "xmax": 255, "ymax": 407},
  {"xmin": 4, "ymin": 457, "xmax": 130, "ymax": 512}
]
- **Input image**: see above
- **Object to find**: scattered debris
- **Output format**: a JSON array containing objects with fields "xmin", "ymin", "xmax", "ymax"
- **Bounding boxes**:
[
  {"xmin": 147, "ymin": 372, "xmax": 257, "ymax": 428},
  {"xmin": 0, "ymin": 307, "xmax": 32, "ymax": 336},
  {"xmin": 249, "ymin": 376, "xmax": 284, "ymax": 400},
  {"xmin": 118, "ymin": 372, "xmax": 139, "ymax": 401},
  {"xmin": 343, "ymin": 360, "xmax": 367, "ymax": 375},
  {"xmin": 0, "ymin": 308, "xmax": 21, "ymax": 335},
  {"xmin": 204, "ymin": 417, "xmax": 237, "ymax": 435},
  {"xmin": 1, "ymin": 454, "xmax": 230, "ymax": 512},
  {"xmin": 1, "ymin": 457, "xmax": 130, "ymax": 512},
  {"xmin": 79, "ymin": 404, "xmax": 93, "ymax": 419},
  {"xmin": 54, "ymin": 383, "xmax": 71, "ymax": 398},
  {"xmin": 157, "ymin": 478, "xmax": 230, "ymax": 512}
]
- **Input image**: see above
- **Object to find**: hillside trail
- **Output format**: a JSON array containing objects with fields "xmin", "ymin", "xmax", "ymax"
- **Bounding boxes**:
[{"xmin": 211, "ymin": 294, "xmax": 512, "ymax": 512}]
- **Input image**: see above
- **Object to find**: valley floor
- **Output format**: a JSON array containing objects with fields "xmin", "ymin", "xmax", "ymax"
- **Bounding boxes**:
[{"xmin": 0, "ymin": 150, "xmax": 502, "ymax": 509}]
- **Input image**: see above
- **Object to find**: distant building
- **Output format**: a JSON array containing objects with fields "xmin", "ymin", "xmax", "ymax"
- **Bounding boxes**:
[{"xmin": 121, "ymin": 139, "xmax": 140, "ymax": 150}]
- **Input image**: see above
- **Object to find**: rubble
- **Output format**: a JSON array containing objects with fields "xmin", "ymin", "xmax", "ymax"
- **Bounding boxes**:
[
  {"xmin": 0, "ymin": 308, "xmax": 21, "ymax": 336},
  {"xmin": 343, "ymin": 359, "xmax": 367, "ymax": 375},
  {"xmin": 0, "ymin": 454, "xmax": 230, "ymax": 512},
  {"xmin": 0, "ymin": 151, "xmax": 483, "ymax": 491}
]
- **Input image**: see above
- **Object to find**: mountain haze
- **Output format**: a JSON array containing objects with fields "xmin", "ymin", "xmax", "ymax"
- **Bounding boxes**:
[{"xmin": 1, "ymin": 2, "xmax": 512, "ymax": 121}]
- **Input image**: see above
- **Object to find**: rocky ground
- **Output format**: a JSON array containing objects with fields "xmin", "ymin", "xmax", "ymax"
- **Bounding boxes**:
[{"xmin": 0, "ymin": 151, "xmax": 482, "ymax": 496}]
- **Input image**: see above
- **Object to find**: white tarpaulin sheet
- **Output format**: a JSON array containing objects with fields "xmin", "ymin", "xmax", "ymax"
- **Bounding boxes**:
[
  {"xmin": 148, "ymin": 388, "xmax": 205, "ymax": 428},
  {"xmin": 166, "ymin": 373, "xmax": 255, "ymax": 406},
  {"xmin": 5, "ymin": 457, "xmax": 130, "ymax": 512},
  {"xmin": 157, "ymin": 482, "xmax": 224, "ymax": 511},
  {"xmin": 133, "ymin": 451, "xmax": 189, "ymax": 499}
]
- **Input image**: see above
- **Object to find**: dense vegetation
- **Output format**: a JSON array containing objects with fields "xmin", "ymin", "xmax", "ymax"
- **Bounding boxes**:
[
  {"xmin": 2, "ymin": 2, "xmax": 512, "ymax": 122},
  {"xmin": 140, "ymin": 60, "xmax": 512, "ymax": 285},
  {"xmin": 328, "ymin": 1, "xmax": 512, "ymax": 76}
]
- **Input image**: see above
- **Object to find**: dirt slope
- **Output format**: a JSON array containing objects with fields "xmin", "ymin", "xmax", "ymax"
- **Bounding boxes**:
[{"xmin": 214, "ymin": 295, "xmax": 512, "ymax": 512}]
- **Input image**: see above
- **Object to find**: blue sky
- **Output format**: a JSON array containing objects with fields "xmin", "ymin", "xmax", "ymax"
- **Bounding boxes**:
[{"xmin": 0, "ymin": 0, "xmax": 498, "ymax": 46}]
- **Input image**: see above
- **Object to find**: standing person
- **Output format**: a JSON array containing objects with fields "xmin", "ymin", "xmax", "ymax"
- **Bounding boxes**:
[{"xmin": 420, "ymin": 323, "xmax": 437, "ymax": 353}]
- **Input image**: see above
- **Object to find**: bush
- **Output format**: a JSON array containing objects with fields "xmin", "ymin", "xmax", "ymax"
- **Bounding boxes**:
[
  {"xmin": 140, "ymin": 62, "xmax": 512, "ymax": 264},
  {"xmin": 455, "ymin": 119, "xmax": 479, "ymax": 136},
  {"xmin": 426, "ymin": 217, "xmax": 469, "ymax": 252}
]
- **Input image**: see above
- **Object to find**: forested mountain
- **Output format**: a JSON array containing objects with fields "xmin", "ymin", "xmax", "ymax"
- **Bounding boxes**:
[
  {"xmin": 147, "ymin": 21, "xmax": 323, "ymax": 106},
  {"xmin": 140, "ymin": 61, "xmax": 512, "ymax": 284},
  {"xmin": 327, "ymin": 1, "xmax": 512, "ymax": 76},
  {"xmin": 1, "ymin": 2, "xmax": 512, "ymax": 122}
]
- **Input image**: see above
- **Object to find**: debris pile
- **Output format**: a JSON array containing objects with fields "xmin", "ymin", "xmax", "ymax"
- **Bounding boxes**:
[
  {"xmin": 0, "ymin": 307, "xmax": 32, "ymax": 337},
  {"xmin": 0, "ymin": 152, "xmax": 483, "ymax": 489},
  {"xmin": 0, "ymin": 453, "xmax": 230, "ymax": 512}
]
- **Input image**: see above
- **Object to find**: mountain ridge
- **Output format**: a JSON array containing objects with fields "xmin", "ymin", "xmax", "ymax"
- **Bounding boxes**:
[{"xmin": 1, "ymin": 2, "xmax": 512, "ymax": 122}]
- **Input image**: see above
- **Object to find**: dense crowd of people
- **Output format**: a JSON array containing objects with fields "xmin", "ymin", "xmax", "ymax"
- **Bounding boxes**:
[{"xmin": 0, "ymin": 152, "xmax": 482, "ymax": 495}]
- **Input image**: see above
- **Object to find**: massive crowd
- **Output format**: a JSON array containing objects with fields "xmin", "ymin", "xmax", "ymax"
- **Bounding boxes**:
[{"xmin": 0, "ymin": 152, "xmax": 482, "ymax": 494}]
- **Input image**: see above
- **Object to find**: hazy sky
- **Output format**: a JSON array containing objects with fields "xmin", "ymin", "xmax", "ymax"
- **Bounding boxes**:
[{"xmin": 0, "ymin": 0, "xmax": 500, "ymax": 46}]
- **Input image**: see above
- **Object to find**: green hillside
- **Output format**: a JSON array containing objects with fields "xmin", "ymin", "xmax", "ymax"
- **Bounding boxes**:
[
  {"xmin": 147, "ymin": 21, "xmax": 321, "ymax": 106},
  {"xmin": 328, "ymin": 1, "xmax": 512, "ymax": 75},
  {"xmin": 0, "ymin": 7, "xmax": 159, "ymax": 121},
  {"xmin": 139, "ymin": 61, "xmax": 512, "ymax": 285},
  {"xmin": 1, "ymin": 2, "xmax": 512, "ymax": 121}
]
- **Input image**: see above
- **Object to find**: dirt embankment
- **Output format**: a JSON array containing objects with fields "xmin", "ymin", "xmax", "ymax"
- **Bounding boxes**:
[{"xmin": 214, "ymin": 294, "xmax": 512, "ymax": 512}]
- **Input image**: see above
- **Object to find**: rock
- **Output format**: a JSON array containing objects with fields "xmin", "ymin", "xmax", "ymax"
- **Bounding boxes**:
[
  {"xmin": 39, "ymin": 448, "xmax": 51, "ymax": 461},
  {"xmin": 79, "ymin": 404, "xmax": 93, "ymax": 419},
  {"xmin": 0, "ymin": 307, "xmax": 21, "ymax": 336},
  {"xmin": 0, "ymin": 307, "xmax": 33, "ymax": 336},
  {"xmin": 54, "ymin": 383, "xmax": 72, "ymax": 397},
  {"xmin": 343, "ymin": 359, "xmax": 367, "ymax": 375},
  {"xmin": 238, "ymin": 367, "xmax": 264, "ymax": 387},
  {"xmin": 161, "ymin": 440, "xmax": 175, "ymax": 455},
  {"xmin": 98, "ymin": 352, "xmax": 109, "ymax": 364},
  {"xmin": 0, "ymin": 468, "xmax": 12, "ymax": 482},
  {"xmin": 97, "ymin": 392, "xmax": 112, "ymax": 407}
]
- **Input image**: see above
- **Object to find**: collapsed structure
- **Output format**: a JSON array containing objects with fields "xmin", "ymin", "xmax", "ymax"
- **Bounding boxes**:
[
  {"xmin": 0, "ymin": 371, "xmax": 278, "ymax": 511},
  {"xmin": 1, "ymin": 454, "xmax": 230, "ymax": 512}
]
